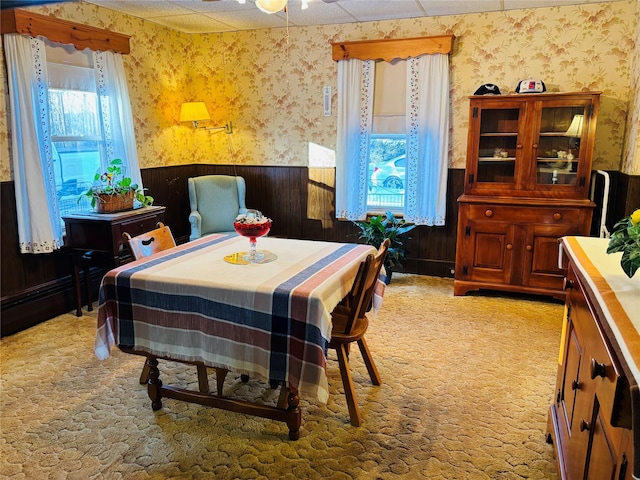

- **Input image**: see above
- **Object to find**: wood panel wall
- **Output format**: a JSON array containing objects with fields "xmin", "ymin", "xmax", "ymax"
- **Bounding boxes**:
[{"xmin": 2, "ymin": 164, "xmax": 637, "ymax": 337}]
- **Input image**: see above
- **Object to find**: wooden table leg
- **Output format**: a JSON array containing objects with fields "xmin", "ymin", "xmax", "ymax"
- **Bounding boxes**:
[
  {"xmin": 147, "ymin": 357, "xmax": 163, "ymax": 411},
  {"xmin": 71, "ymin": 251, "xmax": 83, "ymax": 317},
  {"xmin": 285, "ymin": 387, "xmax": 301, "ymax": 441}
]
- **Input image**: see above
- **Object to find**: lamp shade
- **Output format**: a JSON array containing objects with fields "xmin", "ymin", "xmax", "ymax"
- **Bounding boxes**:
[
  {"xmin": 180, "ymin": 102, "xmax": 210, "ymax": 123},
  {"xmin": 255, "ymin": 0, "xmax": 287, "ymax": 14},
  {"xmin": 564, "ymin": 114, "xmax": 584, "ymax": 137}
]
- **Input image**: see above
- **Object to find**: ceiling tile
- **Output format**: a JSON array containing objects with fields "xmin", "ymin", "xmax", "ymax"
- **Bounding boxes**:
[
  {"xmin": 339, "ymin": 0, "xmax": 426, "ymax": 22},
  {"xmin": 283, "ymin": 2, "xmax": 358, "ymax": 27},
  {"xmin": 86, "ymin": 0, "xmax": 196, "ymax": 17},
  {"xmin": 418, "ymin": 0, "xmax": 502, "ymax": 16},
  {"xmin": 81, "ymin": 0, "xmax": 621, "ymax": 34},
  {"xmin": 148, "ymin": 13, "xmax": 239, "ymax": 33}
]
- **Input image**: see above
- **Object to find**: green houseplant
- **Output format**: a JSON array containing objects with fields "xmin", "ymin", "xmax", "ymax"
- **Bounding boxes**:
[
  {"xmin": 79, "ymin": 158, "xmax": 153, "ymax": 213},
  {"xmin": 607, "ymin": 208, "xmax": 640, "ymax": 278},
  {"xmin": 353, "ymin": 211, "xmax": 415, "ymax": 284}
]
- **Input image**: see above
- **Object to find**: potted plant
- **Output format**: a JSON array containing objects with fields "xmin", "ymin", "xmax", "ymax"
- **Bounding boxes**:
[
  {"xmin": 607, "ymin": 208, "xmax": 640, "ymax": 278},
  {"xmin": 79, "ymin": 158, "xmax": 153, "ymax": 213},
  {"xmin": 353, "ymin": 211, "xmax": 415, "ymax": 284}
]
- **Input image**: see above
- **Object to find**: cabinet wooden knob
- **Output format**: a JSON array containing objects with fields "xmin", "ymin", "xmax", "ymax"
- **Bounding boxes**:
[
  {"xmin": 516, "ymin": 144, "xmax": 523, "ymax": 149},
  {"xmin": 590, "ymin": 358, "xmax": 606, "ymax": 379},
  {"xmin": 553, "ymin": 213, "xmax": 562, "ymax": 220},
  {"xmin": 506, "ymin": 244, "xmax": 513, "ymax": 250},
  {"xmin": 563, "ymin": 278, "xmax": 575, "ymax": 290},
  {"xmin": 571, "ymin": 380, "xmax": 581, "ymax": 391},
  {"xmin": 485, "ymin": 209, "xmax": 493, "ymax": 218},
  {"xmin": 579, "ymin": 420, "xmax": 590, "ymax": 432},
  {"xmin": 532, "ymin": 143, "xmax": 538, "ymax": 149},
  {"xmin": 525, "ymin": 245, "xmax": 532, "ymax": 251}
]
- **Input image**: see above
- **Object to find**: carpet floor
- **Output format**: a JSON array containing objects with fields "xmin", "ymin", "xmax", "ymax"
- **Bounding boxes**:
[{"xmin": 0, "ymin": 274, "xmax": 563, "ymax": 479}]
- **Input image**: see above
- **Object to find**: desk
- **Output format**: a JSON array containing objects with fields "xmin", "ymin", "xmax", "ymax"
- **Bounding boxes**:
[
  {"xmin": 63, "ymin": 206, "xmax": 166, "ymax": 316},
  {"xmin": 95, "ymin": 234, "xmax": 376, "ymax": 439}
]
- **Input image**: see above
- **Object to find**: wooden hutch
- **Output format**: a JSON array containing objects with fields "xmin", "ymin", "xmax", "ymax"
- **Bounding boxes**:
[{"xmin": 454, "ymin": 91, "xmax": 600, "ymax": 299}]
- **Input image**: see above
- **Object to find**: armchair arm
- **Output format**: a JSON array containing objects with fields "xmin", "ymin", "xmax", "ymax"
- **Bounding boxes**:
[{"xmin": 188, "ymin": 211, "xmax": 203, "ymax": 241}]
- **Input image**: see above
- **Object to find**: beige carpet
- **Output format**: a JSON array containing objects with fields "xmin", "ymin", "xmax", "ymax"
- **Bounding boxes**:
[{"xmin": 1, "ymin": 274, "xmax": 562, "ymax": 479}]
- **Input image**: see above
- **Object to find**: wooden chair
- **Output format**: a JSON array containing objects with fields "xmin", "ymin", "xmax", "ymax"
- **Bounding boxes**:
[
  {"xmin": 123, "ymin": 223, "xmax": 211, "ymax": 393},
  {"xmin": 328, "ymin": 239, "xmax": 390, "ymax": 426},
  {"xmin": 122, "ymin": 222, "xmax": 176, "ymax": 260}
]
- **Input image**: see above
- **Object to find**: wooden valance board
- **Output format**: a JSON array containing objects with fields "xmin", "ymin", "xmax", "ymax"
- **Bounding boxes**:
[
  {"xmin": 331, "ymin": 35, "xmax": 454, "ymax": 62},
  {"xmin": 1, "ymin": 8, "xmax": 130, "ymax": 54}
]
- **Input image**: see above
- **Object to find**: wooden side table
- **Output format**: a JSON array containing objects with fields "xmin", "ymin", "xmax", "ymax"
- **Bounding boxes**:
[{"xmin": 63, "ymin": 205, "xmax": 166, "ymax": 316}]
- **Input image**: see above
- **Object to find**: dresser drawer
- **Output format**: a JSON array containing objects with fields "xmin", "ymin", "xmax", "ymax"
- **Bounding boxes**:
[
  {"xmin": 120, "ymin": 215, "xmax": 162, "ymax": 237},
  {"xmin": 468, "ymin": 205, "xmax": 581, "ymax": 224},
  {"xmin": 570, "ymin": 279, "xmax": 632, "ymax": 430},
  {"xmin": 111, "ymin": 211, "xmax": 165, "ymax": 255}
]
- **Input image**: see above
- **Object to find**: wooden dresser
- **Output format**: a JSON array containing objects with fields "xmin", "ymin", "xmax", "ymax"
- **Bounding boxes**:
[
  {"xmin": 455, "ymin": 92, "xmax": 600, "ymax": 298},
  {"xmin": 547, "ymin": 236, "xmax": 638, "ymax": 480}
]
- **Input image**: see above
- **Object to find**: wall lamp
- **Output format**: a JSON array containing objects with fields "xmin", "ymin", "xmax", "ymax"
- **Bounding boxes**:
[{"xmin": 180, "ymin": 102, "xmax": 233, "ymax": 134}]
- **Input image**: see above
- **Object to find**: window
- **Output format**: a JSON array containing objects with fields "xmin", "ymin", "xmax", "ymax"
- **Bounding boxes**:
[
  {"xmin": 367, "ymin": 60, "xmax": 407, "ymax": 213},
  {"xmin": 367, "ymin": 134, "xmax": 406, "ymax": 210},
  {"xmin": 5, "ymin": 18, "xmax": 137, "ymax": 253},
  {"xmin": 46, "ymin": 44, "xmax": 103, "ymax": 222},
  {"xmin": 334, "ymin": 36, "xmax": 451, "ymax": 225}
]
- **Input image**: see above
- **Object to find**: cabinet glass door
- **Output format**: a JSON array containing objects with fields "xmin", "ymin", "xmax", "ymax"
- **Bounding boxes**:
[
  {"xmin": 536, "ymin": 106, "xmax": 584, "ymax": 186},
  {"xmin": 477, "ymin": 108, "xmax": 520, "ymax": 185}
]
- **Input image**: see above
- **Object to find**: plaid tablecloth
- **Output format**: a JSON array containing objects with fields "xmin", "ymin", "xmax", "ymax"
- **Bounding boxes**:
[{"xmin": 95, "ymin": 234, "xmax": 376, "ymax": 403}]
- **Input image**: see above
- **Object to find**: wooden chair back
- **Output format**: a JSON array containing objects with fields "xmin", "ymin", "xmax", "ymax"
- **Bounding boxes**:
[
  {"xmin": 123, "ymin": 222, "xmax": 176, "ymax": 260},
  {"xmin": 336, "ymin": 238, "xmax": 389, "ymax": 335}
]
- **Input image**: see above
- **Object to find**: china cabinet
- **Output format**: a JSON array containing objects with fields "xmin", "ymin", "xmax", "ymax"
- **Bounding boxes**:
[{"xmin": 454, "ymin": 92, "xmax": 600, "ymax": 298}]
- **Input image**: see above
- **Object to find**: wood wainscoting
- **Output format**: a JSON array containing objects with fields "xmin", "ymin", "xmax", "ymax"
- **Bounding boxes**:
[
  {"xmin": 4, "ymin": 164, "xmax": 633, "ymax": 337},
  {"xmin": 1, "ymin": 164, "xmax": 463, "ymax": 336}
]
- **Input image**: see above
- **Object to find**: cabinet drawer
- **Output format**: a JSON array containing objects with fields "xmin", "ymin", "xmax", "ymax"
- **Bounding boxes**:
[
  {"xmin": 112, "ymin": 214, "xmax": 164, "ymax": 255},
  {"xmin": 120, "ymin": 215, "xmax": 161, "ymax": 237},
  {"xmin": 569, "ymin": 281, "xmax": 632, "ymax": 430},
  {"xmin": 468, "ymin": 205, "xmax": 581, "ymax": 224}
]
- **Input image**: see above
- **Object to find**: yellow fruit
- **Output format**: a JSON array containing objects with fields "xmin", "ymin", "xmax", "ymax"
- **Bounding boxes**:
[{"xmin": 631, "ymin": 209, "xmax": 640, "ymax": 226}]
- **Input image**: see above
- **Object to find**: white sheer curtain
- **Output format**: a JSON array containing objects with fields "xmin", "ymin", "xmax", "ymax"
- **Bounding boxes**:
[
  {"xmin": 94, "ymin": 50, "xmax": 143, "ymax": 188},
  {"xmin": 405, "ymin": 54, "xmax": 450, "ymax": 225},
  {"xmin": 4, "ymin": 35, "xmax": 142, "ymax": 254},
  {"xmin": 335, "ymin": 59, "xmax": 373, "ymax": 221},
  {"xmin": 4, "ymin": 34, "xmax": 62, "ymax": 253}
]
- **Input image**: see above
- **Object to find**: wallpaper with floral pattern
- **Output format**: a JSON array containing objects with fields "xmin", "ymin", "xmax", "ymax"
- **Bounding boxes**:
[{"xmin": 0, "ymin": 0, "xmax": 637, "ymax": 182}]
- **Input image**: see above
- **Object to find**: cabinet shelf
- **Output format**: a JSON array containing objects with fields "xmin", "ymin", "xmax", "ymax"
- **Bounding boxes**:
[
  {"xmin": 479, "ymin": 157, "xmax": 516, "ymax": 162},
  {"xmin": 480, "ymin": 132, "xmax": 518, "ymax": 136}
]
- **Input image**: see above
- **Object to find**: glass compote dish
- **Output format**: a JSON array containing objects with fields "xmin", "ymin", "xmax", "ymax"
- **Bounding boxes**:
[{"xmin": 233, "ymin": 209, "xmax": 272, "ymax": 263}]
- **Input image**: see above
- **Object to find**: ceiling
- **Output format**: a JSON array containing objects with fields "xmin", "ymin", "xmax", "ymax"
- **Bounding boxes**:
[{"xmin": 80, "ymin": 0, "xmax": 620, "ymax": 34}]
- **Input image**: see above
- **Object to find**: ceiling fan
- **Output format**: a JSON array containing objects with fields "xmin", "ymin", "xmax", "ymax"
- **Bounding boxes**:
[{"xmin": 203, "ymin": 0, "xmax": 339, "ymax": 13}]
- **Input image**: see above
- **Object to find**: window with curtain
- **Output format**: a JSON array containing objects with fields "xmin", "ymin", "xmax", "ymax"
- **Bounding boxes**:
[
  {"xmin": 4, "ymin": 34, "xmax": 142, "ymax": 253},
  {"xmin": 334, "ymin": 37, "xmax": 451, "ymax": 226},
  {"xmin": 368, "ymin": 60, "xmax": 407, "ymax": 212},
  {"xmin": 47, "ymin": 42, "xmax": 103, "ymax": 218}
]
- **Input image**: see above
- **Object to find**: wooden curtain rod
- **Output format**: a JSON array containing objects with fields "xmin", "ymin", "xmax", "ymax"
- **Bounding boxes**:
[
  {"xmin": 1, "ymin": 9, "xmax": 130, "ymax": 54},
  {"xmin": 331, "ymin": 35, "xmax": 454, "ymax": 62}
]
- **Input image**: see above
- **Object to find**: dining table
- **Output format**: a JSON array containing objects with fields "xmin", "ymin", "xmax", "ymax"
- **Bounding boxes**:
[{"xmin": 94, "ymin": 233, "xmax": 378, "ymax": 439}]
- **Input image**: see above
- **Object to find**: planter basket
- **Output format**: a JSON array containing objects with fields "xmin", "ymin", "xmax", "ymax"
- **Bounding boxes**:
[{"xmin": 96, "ymin": 191, "xmax": 134, "ymax": 213}]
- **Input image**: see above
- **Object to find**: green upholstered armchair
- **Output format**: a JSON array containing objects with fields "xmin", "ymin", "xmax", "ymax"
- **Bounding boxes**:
[{"xmin": 188, "ymin": 175, "xmax": 248, "ymax": 241}]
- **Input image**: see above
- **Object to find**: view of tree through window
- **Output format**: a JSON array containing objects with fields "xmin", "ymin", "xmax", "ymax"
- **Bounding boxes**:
[
  {"xmin": 367, "ymin": 134, "xmax": 407, "ymax": 211},
  {"xmin": 48, "ymin": 88, "xmax": 103, "ymax": 222}
]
